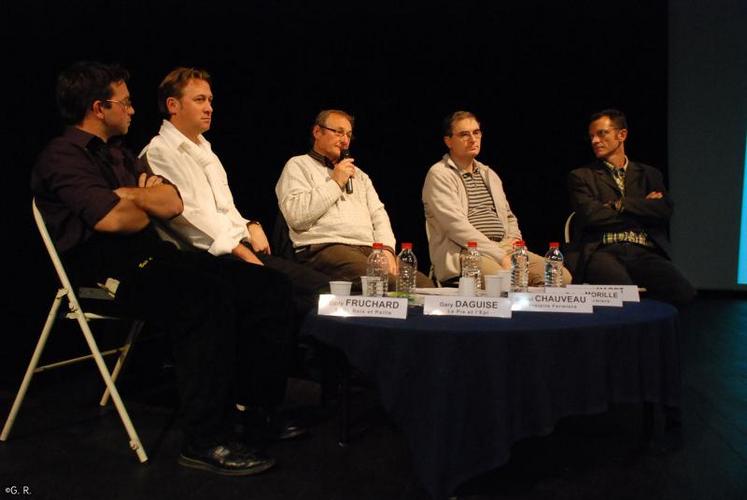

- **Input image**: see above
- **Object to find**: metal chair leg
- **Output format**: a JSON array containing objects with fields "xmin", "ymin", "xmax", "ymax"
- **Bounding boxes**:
[
  {"xmin": 75, "ymin": 310, "xmax": 148, "ymax": 463},
  {"xmin": 1, "ymin": 291, "xmax": 64, "ymax": 441},
  {"xmin": 99, "ymin": 320, "xmax": 144, "ymax": 407}
]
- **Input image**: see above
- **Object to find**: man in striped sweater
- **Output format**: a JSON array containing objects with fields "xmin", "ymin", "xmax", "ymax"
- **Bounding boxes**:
[{"xmin": 422, "ymin": 111, "xmax": 571, "ymax": 286}]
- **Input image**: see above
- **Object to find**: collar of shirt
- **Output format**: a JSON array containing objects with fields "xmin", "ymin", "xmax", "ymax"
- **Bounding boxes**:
[
  {"xmin": 444, "ymin": 153, "xmax": 483, "ymax": 177},
  {"xmin": 65, "ymin": 127, "xmax": 134, "ymax": 188},
  {"xmin": 603, "ymin": 156, "xmax": 629, "ymax": 174},
  {"xmin": 65, "ymin": 126, "xmax": 99, "ymax": 148},
  {"xmin": 308, "ymin": 149, "xmax": 335, "ymax": 169},
  {"xmin": 67, "ymin": 126, "xmax": 125, "ymax": 152},
  {"xmin": 158, "ymin": 119, "xmax": 212, "ymax": 153}
]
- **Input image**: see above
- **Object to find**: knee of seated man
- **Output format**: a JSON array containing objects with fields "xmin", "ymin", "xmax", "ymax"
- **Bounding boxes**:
[
  {"xmin": 167, "ymin": 276, "xmax": 236, "ymax": 329},
  {"xmin": 256, "ymin": 265, "xmax": 294, "ymax": 307},
  {"xmin": 664, "ymin": 278, "xmax": 696, "ymax": 306}
]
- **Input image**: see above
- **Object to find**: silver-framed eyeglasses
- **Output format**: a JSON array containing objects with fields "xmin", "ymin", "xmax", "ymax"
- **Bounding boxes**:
[
  {"xmin": 319, "ymin": 124, "xmax": 353, "ymax": 140},
  {"xmin": 454, "ymin": 129, "xmax": 482, "ymax": 141},
  {"xmin": 105, "ymin": 98, "xmax": 133, "ymax": 110}
]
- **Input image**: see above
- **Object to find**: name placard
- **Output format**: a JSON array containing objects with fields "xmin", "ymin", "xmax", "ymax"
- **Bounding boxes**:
[
  {"xmin": 317, "ymin": 294, "xmax": 408, "ymax": 319},
  {"xmin": 423, "ymin": 296, "xmax": 512, "ymax": 318},
  {"xmin": 509, "ymin": 292, "xmax": 594, "ymax": 313},
  {"xmin": 565, "ymin": 284, "xmax": 640, "ymax": 302},
  {"xmin": 541, "ymin": 287, "xmax": 623, "ymax": 307}
]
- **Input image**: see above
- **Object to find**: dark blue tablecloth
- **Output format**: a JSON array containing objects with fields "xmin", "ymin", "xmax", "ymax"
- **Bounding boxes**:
[{"xmin": 302, "ymin": 299, "xmax": 680, "ymax": 500}]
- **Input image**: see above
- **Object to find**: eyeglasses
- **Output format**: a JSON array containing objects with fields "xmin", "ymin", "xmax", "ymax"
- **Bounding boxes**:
[
  {"xmin": 453, "ymin": 129, "xmax": 482, "ymax": 141},
  {"xmin": 319, "ymin": 124, "xmax": 353, "ymax": 140},
  {"xmin": 105, "ymin": 98, "xmax": 133, "ymax": 110}
]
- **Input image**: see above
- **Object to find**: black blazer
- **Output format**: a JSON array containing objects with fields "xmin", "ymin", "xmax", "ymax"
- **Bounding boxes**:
[{"xmin": 565, "ymin": 159, "xmax": 673, "ymax": 281}]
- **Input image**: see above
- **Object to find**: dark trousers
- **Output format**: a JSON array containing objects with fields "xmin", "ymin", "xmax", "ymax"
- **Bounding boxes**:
[
  {"xmin": 100, "ymin": 247, "xmax": 293, "ymax": 446},
  {"xmin": 585, "ymin": 242, "xmax": 695, "ymax": 305},
  {"xmin": 258, "ymin": 253, "xmax": 330, "ymax": 317}
]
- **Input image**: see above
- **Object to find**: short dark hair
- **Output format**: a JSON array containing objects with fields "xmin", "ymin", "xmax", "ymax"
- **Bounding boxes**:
[
  {"xmin": 443, "ymin": 111, "xmax": 478, "ymax": 137},
  {"xmin": 590, "ymin": 109, "xmax": 628, "ymax": 130},
  {"xmin": 56, "ymin": 61, "xmax": 130, "ymax": 126},
  {"xmin": 157, "ymin": 67, "xmax": 212, "ymax": 120}
]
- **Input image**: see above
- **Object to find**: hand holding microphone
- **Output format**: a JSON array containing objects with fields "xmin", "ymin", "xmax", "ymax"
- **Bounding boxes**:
[
  {"xmin": 339, "ymin": 148, "xmax": 353, "ymax": 193},
  {"xmin": 333, "ymin": 149, "xmax": 355, "ymax": 193}
]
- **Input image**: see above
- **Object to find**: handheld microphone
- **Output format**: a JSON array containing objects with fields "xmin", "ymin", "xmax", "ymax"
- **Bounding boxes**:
[{"xmin": 339, "ymin": 148, "xmax": 353, "ymax": 194}]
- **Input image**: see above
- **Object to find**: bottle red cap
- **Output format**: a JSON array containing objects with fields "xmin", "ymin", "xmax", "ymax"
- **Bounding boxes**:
[
  {"xmin": 372, "ymin": 242, "xmax": 383, "ymax": 249},
  {"xmin": 549, "ymin": 242, "xmax": 559, "ymax": 248},
  {"xmin": 402, "ymin": 242, "xmax": 412, "ymax": 250},
  {"xmin": 467, "ymin": 241, "xmax": 477, "ymax": 248},
  {"xmin": 514, "ymin": 240, "xmax": 525, "ymax": 247}
]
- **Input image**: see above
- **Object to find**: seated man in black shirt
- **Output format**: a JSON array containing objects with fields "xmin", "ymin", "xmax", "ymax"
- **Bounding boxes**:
[{"xmin": 30, "ymin": 61, "xmax": 298, "ymax": 476}]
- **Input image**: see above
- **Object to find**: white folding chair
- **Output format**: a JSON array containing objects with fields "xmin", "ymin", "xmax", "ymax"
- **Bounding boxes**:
[{"xmin": 1, "ymin": 199, "xmax": 148, "ymax": 463}]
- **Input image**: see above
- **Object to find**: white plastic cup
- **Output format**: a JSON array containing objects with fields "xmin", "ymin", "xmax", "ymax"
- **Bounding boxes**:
[
  {"xmin": 329, "ymin": 281, "xmax": 352, "ymax": 296},
  {"xmin": 458, "ymin": 276, "xmax": 475, "ymax": 296},
  {"xmin": 484, "ymin": 275, "xmax": 501, "ymax": 297},
  {"xmin": 360, "ymin": 276, "xmax": 374, "ymax": 296},
  {"xmin": 495, "ymin": 270, "xmax": 511, "ymax": 296}
]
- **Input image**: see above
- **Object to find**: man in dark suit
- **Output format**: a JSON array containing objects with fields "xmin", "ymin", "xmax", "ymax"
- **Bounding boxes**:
[{"xmin": 567, "ymin": 109, "xmax": 695, "ymax": 305}]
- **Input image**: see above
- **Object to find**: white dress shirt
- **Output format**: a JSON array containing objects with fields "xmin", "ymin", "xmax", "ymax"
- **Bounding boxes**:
[
  {"xmin": 141, "ymin": 120, "xmax": 250, "ymax": 256},
  {"xmin": 275, "ymin": 154, "xmax": 396, "ymax": 250}
]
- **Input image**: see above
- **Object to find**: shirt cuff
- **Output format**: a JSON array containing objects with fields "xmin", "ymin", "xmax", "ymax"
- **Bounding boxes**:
[{"xmin": 208, "ymin": 229, "xmax": 247, "ymax": 256}]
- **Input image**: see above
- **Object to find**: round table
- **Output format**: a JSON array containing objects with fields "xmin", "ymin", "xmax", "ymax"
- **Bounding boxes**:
[{"xmin": 302, "ymin": 299, "xmax": 680, "ymax": 500}]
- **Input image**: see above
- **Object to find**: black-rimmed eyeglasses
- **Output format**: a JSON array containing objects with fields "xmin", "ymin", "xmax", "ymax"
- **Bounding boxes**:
[{"xmin": 319, "ymin": 124, "xmax": 353, "ymax": 140}]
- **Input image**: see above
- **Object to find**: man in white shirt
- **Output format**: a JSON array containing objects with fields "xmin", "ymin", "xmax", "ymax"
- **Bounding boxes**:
[
  {"xmin": 141, "ymin": 68, "xmax": 328, "ymax": 316},
  {"xmin": 275, "ymin": 109, "xmax": 431, "ymax": 290},
  {"xmin": 142, "ymin": 67, "xmax": 325, "ymax": 442}
]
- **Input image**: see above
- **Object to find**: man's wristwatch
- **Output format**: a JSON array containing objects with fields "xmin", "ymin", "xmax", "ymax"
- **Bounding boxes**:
[{"xmin": 247, "ymin": 220, "xmax": 262, "ymax": 227}]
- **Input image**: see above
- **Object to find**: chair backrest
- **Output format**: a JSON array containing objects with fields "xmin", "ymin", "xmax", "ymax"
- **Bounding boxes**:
[
  {"xmin": 424, "ymin": 220, "xmax": 442, "ymax": 287},
  {"xmin": 32, "ymin": 198, "xmax": 79, "ymax": 303},
  {"xmin": 563, "ymin": 211, "xmax": 576, "ymax": 244},
  {"xmin": 271, "ymin": 210, "xmax": 296, "ymax": 261}
]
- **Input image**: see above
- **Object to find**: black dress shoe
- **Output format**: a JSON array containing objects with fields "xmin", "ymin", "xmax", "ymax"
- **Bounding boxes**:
[
  {"xmin": 178, "ymin": 441, "xmax": 276, "ymax": 476},
  {"xmin": 238, "ymin": 408, "xmax": 309, "ymax": 442},
  {"xmin": 264, "ymin": 413, "xmax": 308, "ymax": 441}
]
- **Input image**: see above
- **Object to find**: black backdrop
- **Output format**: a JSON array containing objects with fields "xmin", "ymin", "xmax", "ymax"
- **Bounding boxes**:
[{"xmin": 1, "ymin": 1, "xmax": 668, "ymax": 380}]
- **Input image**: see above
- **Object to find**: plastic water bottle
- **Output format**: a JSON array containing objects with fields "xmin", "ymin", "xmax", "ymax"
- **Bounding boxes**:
[
  {"xmin": 366, "ymin": 242, "xmax": 389, "ymax": 296},
  {"xmin": 396, "ymin": 242, "xmax": 418, "ymax": 296},
  {"xmin": 460, "ymin": 241, "xmax": 482, "ymax": 291},
  {"xmin": 543, "ymin": 242, "xmax": 565, "ymax": 288},
  {"xmin": 511, "ymin": 240, "xmax": 529, "ymax": 292}
]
